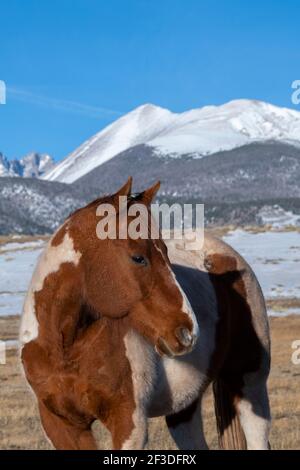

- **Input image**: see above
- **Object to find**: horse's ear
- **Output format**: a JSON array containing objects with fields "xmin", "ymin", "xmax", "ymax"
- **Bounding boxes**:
[
  {"xmin": 114, "ymin": 177, "xmax": 132, "ymax": 197},
  {"xmin": 139, "ymin": 181, "xmax": 160, "ymax": 205}
]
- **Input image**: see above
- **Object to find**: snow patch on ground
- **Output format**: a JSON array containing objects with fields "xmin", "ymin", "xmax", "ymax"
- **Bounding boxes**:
[
  {"xmin": 223, "ymin": 229, "xmax": 300, "ymax": 299},
  {"xmin": 0, "ymin": 240, "xmax": 45, "ymax": 253},
  {"xmin": 0, "ymin": 240, "xmax": 44, "ymax": 316},
  {"xmin": 257, "ymin": 205, "xmax": 300, "ymax": 227},
  {"xmin": 267, "ymin": 307, "xmax": 300, "ymax": 317}
]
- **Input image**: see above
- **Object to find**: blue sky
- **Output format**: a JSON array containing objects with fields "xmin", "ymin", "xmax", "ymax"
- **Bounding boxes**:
[{"xmin": 1, "ymin": 0, "xmax": 300, "ymax": 161}]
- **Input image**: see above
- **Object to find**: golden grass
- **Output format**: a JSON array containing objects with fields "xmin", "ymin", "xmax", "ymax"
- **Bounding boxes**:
[
  {"xmin": 0, "ymin": 235, "xmax": 49, "ymax": 247},
  {"xmin": 0, "ymin": 316, "xmax": 19, "ymax": 341},
  {"xmin": 266, "ymin": 298, "xmax": 300, "ymax": 311},
  {"xmin": 0, "ymin": 315, "xmax": 300, "ymax": 450}
]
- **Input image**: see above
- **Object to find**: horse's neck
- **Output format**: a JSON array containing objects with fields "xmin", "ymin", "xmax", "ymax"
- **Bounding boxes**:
[{"xmin": 68, "ymin": 315, "xmax": 131, "ymax": 365}]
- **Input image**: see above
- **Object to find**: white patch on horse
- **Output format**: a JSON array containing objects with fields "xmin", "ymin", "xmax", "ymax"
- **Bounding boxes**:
[
  {"xmin": 170, "ymin": 270, "xmax": 199, "ymax": 340},
  {"xmin": 19, "ymin": 231, "xmax": 81, "ymax": 347},
  {"xmin": 237, "ymin": 397, "xmax": 270, "ymax": 450},
  {"xmin": 161, "ymin": 354, "xmax": 205, "ymax": 414},
  {"xmin": 123, "ymin": 330, "xmax": 156, "ymax": 450},
  {"xmin": 154, "ymin": 240, "xmax": 199, "ymax": 340}
]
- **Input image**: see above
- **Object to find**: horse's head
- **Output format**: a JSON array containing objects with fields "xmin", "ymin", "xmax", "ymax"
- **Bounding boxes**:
[{"xmin": 69, "ymin": 178, "xmax": 199, "ymax": 357}]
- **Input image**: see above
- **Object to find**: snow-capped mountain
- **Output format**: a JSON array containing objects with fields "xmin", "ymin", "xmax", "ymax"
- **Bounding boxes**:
[
  {"xmin": 43, "ymin": 104, "xmax": 175, "ymax": 183},
  {"xmin": 0, "ymin": 153, "xmax": 18, "ymax": 177},
  {"xmin": 19, "ymin": 152, "xmax": 54, "ymax": 178},
  {"xmin": 0, "ymin": 152, "xmax": 54, "ymax": 178},
  {"xmin": 2, "ymin": 98, "xmax": 300, "ymax": 235},
  {"xmin": 43, "ymin": 99, "xmax": 300, "ymax": 183},
  {"xmin": 2, "ymin": 139, "xmax": 300, "ymax": 234}
]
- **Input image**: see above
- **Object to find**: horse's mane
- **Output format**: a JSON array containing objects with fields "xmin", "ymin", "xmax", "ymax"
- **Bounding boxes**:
[
  {"xmin": 68, "ymin": 194, "xmax": 115, "ymax": 219},
  {"xmin": 68, "ymin": 192, "xmax": 146, "ymax": 220}
]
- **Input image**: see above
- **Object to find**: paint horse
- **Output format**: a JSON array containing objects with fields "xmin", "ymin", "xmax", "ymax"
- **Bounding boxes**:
[{"xmin": 20, "ymin": 178, "xmax": 271, "ymax": 450}]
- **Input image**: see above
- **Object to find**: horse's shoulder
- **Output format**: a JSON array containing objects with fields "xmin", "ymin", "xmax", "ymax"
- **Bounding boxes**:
[{"xmin": 20, "ymin": 226, "xmax": 82, "ymax": 347}]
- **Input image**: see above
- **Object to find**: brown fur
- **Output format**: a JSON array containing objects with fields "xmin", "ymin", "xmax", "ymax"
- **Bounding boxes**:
[
  {"xmin": 21, "ymin": 181, "xmax": 270, "ymax": 450},
  {"xmin": 21, "ymin": 180, "xmax": 197, "ymax": 449}
]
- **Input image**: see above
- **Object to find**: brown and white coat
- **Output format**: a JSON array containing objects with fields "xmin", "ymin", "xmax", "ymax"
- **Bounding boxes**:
[{"xmin": 20, "ymin": 179, "xmax": 271, "ymax": 450}]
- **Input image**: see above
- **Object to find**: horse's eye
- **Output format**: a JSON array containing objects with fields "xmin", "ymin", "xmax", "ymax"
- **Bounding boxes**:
[{"xmin": 131, "ymin": 255, "xmax": 148, "ymax": 266}]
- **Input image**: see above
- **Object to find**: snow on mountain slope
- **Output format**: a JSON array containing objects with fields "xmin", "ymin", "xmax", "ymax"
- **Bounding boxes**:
[
  {"xmin": 43, "ymin": 99, "xmax": 300, "ymax": 183},
  {"xmin": 0, "ymin": 152, "xmax": 54, "ymax": 178},
  {"xmin": 43, "ymin": 104, "xmax": 176, "ymax": 183},
  {"xmin": 150, "ymin": 100, "xmax": 300, "ymax": 156}
]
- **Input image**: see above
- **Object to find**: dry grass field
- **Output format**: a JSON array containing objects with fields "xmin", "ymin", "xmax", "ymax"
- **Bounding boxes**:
[{"xmin": 0, "ymin": 314, "xmax": 299, "ymax": 450}]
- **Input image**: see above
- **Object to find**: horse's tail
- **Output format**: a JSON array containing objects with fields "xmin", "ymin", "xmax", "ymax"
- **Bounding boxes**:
[{"xmin": 213, "ymin": 379, "xmax": 247, "ymax": 450}]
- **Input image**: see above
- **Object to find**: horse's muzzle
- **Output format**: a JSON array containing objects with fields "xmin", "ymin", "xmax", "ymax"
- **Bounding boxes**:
[
  {"xmin": 175, "ymin": 326, "xmax": 196, "ymax": 349},
  {"xmin": 156, "ymin": 327, "xmax": 197, "ymax": 357}
]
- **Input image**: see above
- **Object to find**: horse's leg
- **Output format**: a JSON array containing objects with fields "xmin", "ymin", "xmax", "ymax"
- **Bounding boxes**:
[
  {"xmin": 236, "ymin": 379, "xmax": 271, "ymax": 450},
  {"xmin": 38, "ymin": 401, "xmax": 97, "ymax": 450},
  {"xmin": 106, "ymin": 406, "xmax": 148, "ymax": 450},
  {"xmin": 213, "ymin": 375, "xmax": 271, "ymax": 450},
  {"xmin": 165, "ymin": 397, "xmax": 208, "ymax": 450}
]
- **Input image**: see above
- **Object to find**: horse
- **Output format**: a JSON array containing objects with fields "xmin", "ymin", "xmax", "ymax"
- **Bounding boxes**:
[{"xmin": 20, "ymin": 178, "xmax": 271, "ymax": 450}]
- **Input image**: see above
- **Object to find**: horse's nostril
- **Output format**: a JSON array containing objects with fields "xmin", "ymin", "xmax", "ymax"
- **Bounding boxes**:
[{"xmin": 175, "ymin": 327, "xmax": 194, "ymax": 348}]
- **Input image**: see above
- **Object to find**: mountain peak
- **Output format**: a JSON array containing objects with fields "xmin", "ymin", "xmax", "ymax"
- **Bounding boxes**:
[
  {"xmin": 134, "ymin": 103, "xmax": 160, "ymax": 112},
  {"xmin": 40, "ymin": 98, "xmax": 300, "ymax": 183},
  {"xmin": 0, "ymin": 152, "xmax": 54, "ymax": 178},
  {"xmin": 20, "ymin": 152, "xmax": 54, "ymax": 178},
  {"xmin": 125, "ymin": 103, "xmax": 175, "ymax": 123},
  {"xmin": 132, "ymin": 103, "xmax": 172, "ymax": 114},
  {"xmin": 0, "ymin": 153, "xmax": 14, "ymax": 177}
]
